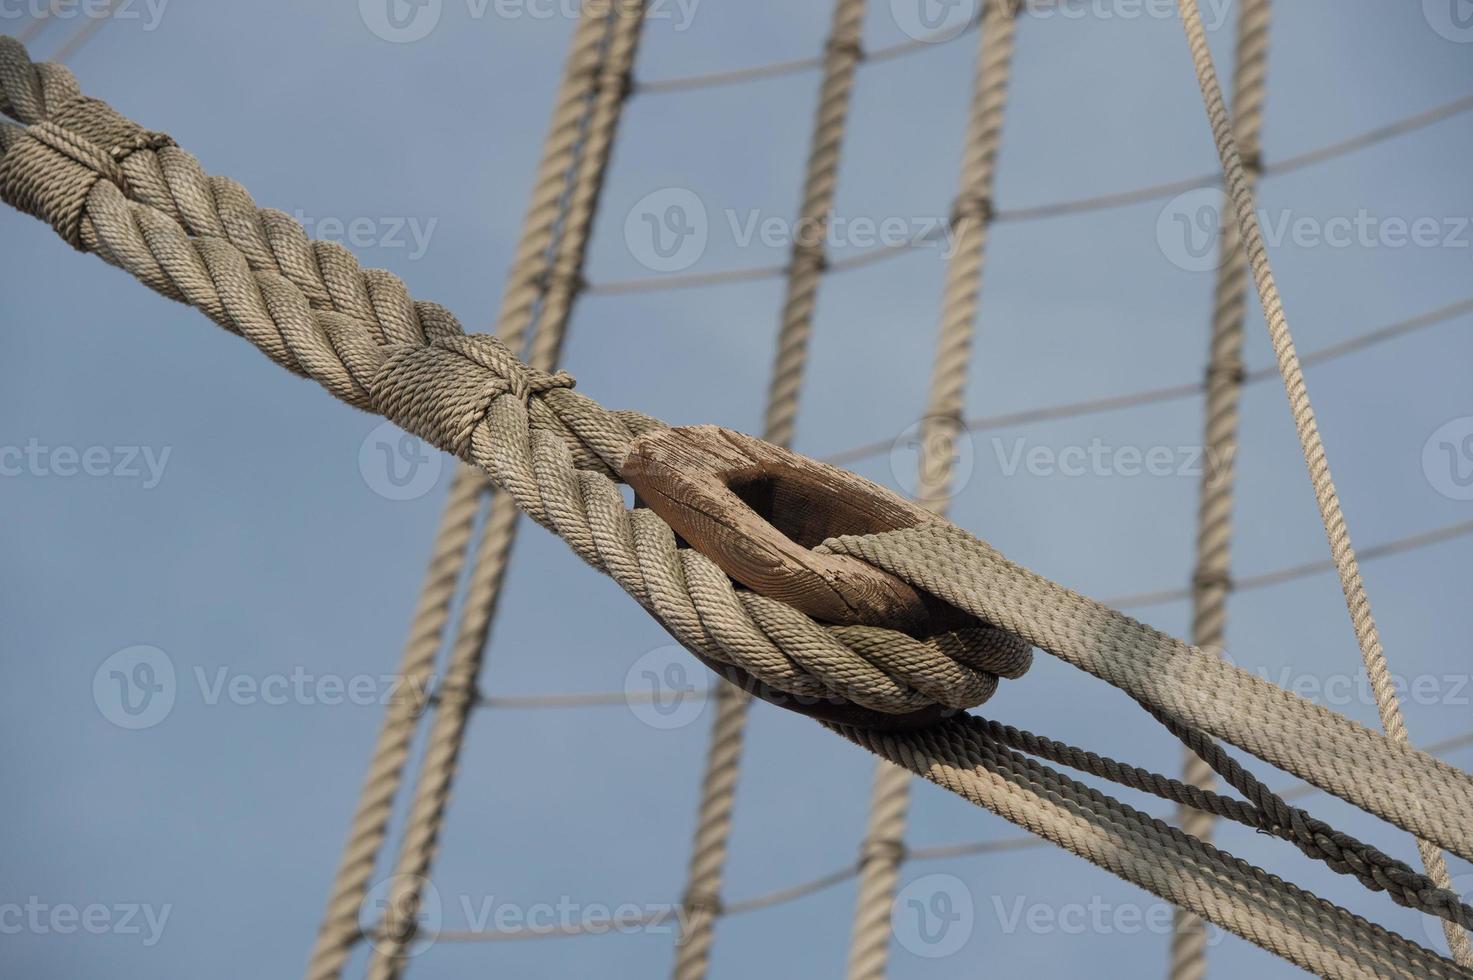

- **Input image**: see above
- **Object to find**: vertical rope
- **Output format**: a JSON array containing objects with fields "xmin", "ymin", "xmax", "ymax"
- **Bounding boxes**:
[
  {"xmin": 846, "ymin": 3, "xmax": 1020, "ymax": 977},
  {"xmin": 365, "ymin": 7, "xmax": 646, "ymax": 976},
  {"xmin": 305, "ymin": 6, "xmax": 624, "ymax": 978},
  {"xmin": 1173, "ymin": 0, "xmax": 1473, "ymax": 966},
  {"xmin": 670, "ymin": 4, "xmax": 867, "ymax": 977},
  {"xmin": 1169, "ymin": 2, "xmax": 1269, "ymax": 977}
]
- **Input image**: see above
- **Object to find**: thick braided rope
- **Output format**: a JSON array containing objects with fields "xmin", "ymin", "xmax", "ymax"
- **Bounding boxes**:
[
  {"xmin": 1173, "ymin": 0, "xmax": 1472, "ymax": 963},
  {"xmin": 303, "ymin": 10, "xmax": 619, "ymax": 977},
  {"xmin": 849, "ymin": 3, "xmax": 1020, "ymax": 977},
  {"xmin": 824, "ymin": 522, "xmax": 1473, "ymax": 863},
  {"xmin": 673, "ymin": 8, "xmax": 868, "ymax": 974},
  {"xmin": 834, "ymin": 718, "xmax": 1470, "ymax": 980},
  {"xmin": 1172, "ymin": 2, "xmax": 1269, "ymax": 976},
  {"xmin": 367, "ymin": 11, "xmax": 647, "ymax": 977},
  {"xmin": 0, "ymin": 39, "xmax": 1018, "ymax": 729}
]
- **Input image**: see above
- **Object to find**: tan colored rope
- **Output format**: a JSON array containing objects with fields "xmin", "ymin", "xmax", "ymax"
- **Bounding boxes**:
[
  {"xmin": 5, "ymin": 38, "xmax": 1471, "ymax": 977},
  {"xmin": 366, "ymin": 8, "xmax": 648, "ymax": 977},
  {"xmin": 1171, "ymin": 2, "xmax": 1268, "ymax": 976},
  {"xmin": 1172, "ymin": 0, "xmax": 1472, "ymax": 964},
  {"xmin": 848, "ymin": 3, "xmax": 1020, "ymax": 977},
  {"xmin": 301, "ymin": 9, "xmax": 619, "ymax": 977},
  {"xmin": 672, "ymin": 5, "xmax": 867, "ymax": 975}
]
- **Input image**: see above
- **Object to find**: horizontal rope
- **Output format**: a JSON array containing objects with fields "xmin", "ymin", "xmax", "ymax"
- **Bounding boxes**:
[
  {"xmin": 584, "ymin": 91, "xmax": 1473, "ymax": 295},
  {"xmin": 822, "ymin": 294, "xmax": 1473, "ymax": 467},
  {"xmin": 412, "ymin": 730, "xmax": 1473, "ymax": 943}
]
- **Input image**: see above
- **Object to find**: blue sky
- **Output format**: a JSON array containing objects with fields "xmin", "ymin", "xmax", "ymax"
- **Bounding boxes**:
[{"xmin": 3, "ymin": 1, "xmax": 1472, "ymax": 977}]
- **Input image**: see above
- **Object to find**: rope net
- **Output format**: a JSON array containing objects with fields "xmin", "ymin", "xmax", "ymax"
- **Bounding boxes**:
[{"xmin": 3, "ymin": 2, "xmax": 1471, "ymax": 977}]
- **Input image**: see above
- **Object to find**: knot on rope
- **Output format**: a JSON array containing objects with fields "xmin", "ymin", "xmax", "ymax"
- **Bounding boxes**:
[
  {"xmin": 858, "ymin": 837, "xmax": 907, "ymax": 867},
  {"xmin": 372, "ymin": 333, "xmax": 575, "ymax": 457},
  {"xmin": 0, "ymin": 94, "xmax": 171, "ymax": 248}
]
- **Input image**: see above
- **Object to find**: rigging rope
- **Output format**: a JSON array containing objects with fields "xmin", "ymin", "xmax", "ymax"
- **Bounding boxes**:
[
  {"xmin": 303, "ymin": 8, "xmax": 621, "ymax": 976},
  {"xmin": 671, "ymin": 2, "xmax": 867, "ymax": 977},
  {"xmin": 3, "ymin": 32, "xmax": 1471, "ymax": 977},
  {"xmin": 1172, "ymin": 0, "xmax": 1471, "ymax": 963},
  {"xmin": 849, "ymin": 2, "xmax": 1020, "ymax": 977},
  {"xmin": 1172, "ymin": 1, "xmax": 1269, "ymax": 975},
  {"xmin": 368, "ymin": 8, "xmax": 648, "ymax": 977}
]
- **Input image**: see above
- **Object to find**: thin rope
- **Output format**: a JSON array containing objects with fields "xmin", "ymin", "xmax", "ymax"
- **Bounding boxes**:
[
  {"xmin": 1173, "ymin": 0, "xmax": 1472, "ymax": 963},
  {"xmin": 412, "ymin": 729, "xmax": 1473, "ymax": 942},
  {"xmin": 671, "ymin": 5, "xmax": 867, "ymax": 975},
  {"xmin": 582, "ymin": 90, "xmax": 1473, "ymax": 295},
  {"xmin": 301, "ymin": 8, "xmax": 619, "ymax": 976},
  {"xmin": 849, "ymin": 4, "xmax": 1020, "ymax": 977},
  {"xmin": 1172, "ymin": 1, "xmax": 1268, "ymax": 975},
  {"xmin": 365, "ymin": 8, "xmax": 647, "ymax": 977}
]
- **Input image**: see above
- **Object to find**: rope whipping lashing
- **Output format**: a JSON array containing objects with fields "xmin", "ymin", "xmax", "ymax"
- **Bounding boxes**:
[{"xmin": 2, "ymin": 30, "xmax": 1471, "ymax": 979}]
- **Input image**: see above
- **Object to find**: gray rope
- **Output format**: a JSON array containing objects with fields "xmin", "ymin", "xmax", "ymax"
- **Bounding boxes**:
[
  {"xmin": 849, "ymin": 3, "xmax": 1021, "ymax": 977},
  {"xmin": 1173, "ymin": 1, "xmax": 1269, "ymax": 974},
  {"xmin": 672, "ymin": 7, "xmax": 868, "ymax": 973},
  {"xmin": 1173, "ymin": 0, "xmax": 1472, "ymax": 963}
]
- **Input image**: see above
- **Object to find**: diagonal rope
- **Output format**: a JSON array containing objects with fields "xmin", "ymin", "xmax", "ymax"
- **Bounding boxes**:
[
  {"xmin": 1172, "ymin": 0, "xmax": 1472, "ymax": 964},
  {"xmin": 301, "ymin": 8, "xmax": 620, "ymax": 976},
  {"xmin": 365, "ymin": 8, "xmax": 648, "ymax": 978},
  {"xmin": 848, "ymin": 4, "xmax": 1021, "ymax": 977},
  {"xmin": 671, "ymin": 4, "xmax": 867, "ymax": 976},
  {"xmin": 1171, "ymin": 2, "xmax": 1269, "ymax": 976}
]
